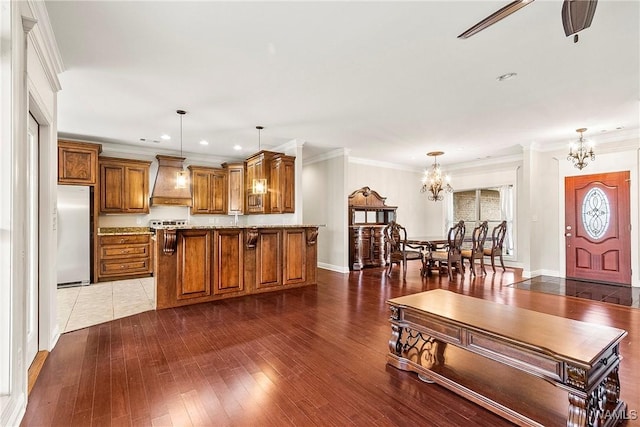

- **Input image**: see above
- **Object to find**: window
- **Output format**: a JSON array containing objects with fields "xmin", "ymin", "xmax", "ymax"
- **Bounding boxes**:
[{"xmin": 449, "ymin": 186, "xmax": 514, "ymax": 256}]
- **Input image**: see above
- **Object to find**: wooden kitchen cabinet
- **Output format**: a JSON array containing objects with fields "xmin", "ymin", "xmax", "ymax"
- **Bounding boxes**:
[
  {"xmin": 213, "ymin": 229, "xmax": 244, "ymax": 294},
  {"xmin": 99, "ymin": 157, "xmax": 151, "ymax": 214},
  {"xmin": 58, "ymin": 140, "xmax": 102, "ymax": 185},
  {"xmin": 283, "ymin": 228, "xmax": 306, "ymax": 285},
  {"xmin": 270, "ymin": 154, "xmax": 295, "ymax": 213},
  {"xmin": 188, "ymin": 165, "xmax": 226, "ymax": 214},
  {"xmin": 98, "ymin": 233, "xmax": 153, "ymax": 281},
  {"xmin": 256, "ymin": 228, "xmax": 282, "ymax": 289},
  {"xmin": 245, "ymin": 150, "xmax": 280, "ymax": 214},
  {"xmin": 222, "ymin": 162, "xmax": 244, "ymax": 214},
  {"xmin": 154, "ymin": 225, "xmax": 319, "ymax": 309},
  {"xmin": 176, "ymin": 230, "xmax": 211, "ymax": 300}
]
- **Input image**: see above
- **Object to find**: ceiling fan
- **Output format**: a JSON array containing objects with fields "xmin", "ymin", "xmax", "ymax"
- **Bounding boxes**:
[{"xmin": 457, "ymin": 0, "xmax": 598, "ymax": 43}]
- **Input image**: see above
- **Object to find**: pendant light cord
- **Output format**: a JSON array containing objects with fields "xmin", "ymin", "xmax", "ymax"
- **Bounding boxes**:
[
  {"xmin": 256, "ymin": 125, "xmax": 264, "ymax": 152},
  {"xmin": 177, "ymin": 109, "xmax": 186, "ymax": 158}
]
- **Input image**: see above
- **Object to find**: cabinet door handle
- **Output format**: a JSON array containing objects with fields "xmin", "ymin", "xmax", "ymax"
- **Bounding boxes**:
[{"xmin": 120, "ymin": 239, "xmax": 126, "ymax": 243}]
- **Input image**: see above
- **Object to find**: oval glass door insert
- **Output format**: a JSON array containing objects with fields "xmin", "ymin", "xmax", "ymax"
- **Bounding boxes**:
[{"xmin": 581, "ymin": 187, "xmax": 610, "ymax": 240}]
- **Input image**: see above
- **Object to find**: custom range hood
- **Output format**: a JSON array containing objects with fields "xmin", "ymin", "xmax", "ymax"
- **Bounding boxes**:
[{"xmin": 149, "ymin": 155, "xmax": 192, "ymax": 207}]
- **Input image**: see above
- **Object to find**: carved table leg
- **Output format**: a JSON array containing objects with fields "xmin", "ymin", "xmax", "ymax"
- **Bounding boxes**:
[
  {"xmin": 388, "ymin": 323, "xmax": 403, "ymax": 356},
  {"xmin": 567, "ymin": 366, "xmax": 626, "ymax": 427}
]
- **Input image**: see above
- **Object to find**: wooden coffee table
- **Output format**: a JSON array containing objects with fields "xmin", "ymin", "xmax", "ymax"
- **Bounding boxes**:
[{"xmin": 387, "ymin": 289, "xmax": 627, "ymax": 426}]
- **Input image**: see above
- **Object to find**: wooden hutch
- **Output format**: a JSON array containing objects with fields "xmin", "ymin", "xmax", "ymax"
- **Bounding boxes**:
[{"xmin": 348, "ymin": 187, "xmax": 397, "ymax": 270}]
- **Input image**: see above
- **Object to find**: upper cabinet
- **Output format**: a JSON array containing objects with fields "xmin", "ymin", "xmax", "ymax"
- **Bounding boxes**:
[
  {"xmin": 99, "ymin": 157, "xmax": 151, "ymax": 214},
  {"xmin": 246, "ymin": 150, "xmax": 278, "ymax": 214},
  {"xmin": 245, "ymin": 151, "xmax": 295, "ymax": 214},
  {"xmin": 223, "ymin": 162, "xmax": 244, "ymax": 215},
  {"xmin": 188, "ymin": 165, "xmax": 226, "ymax": 215},
  {"xmin": 58, "ymin": 140, "xmax": 102, "ymax": 185},
  {"xmin": 270, "ymin": 154, "xmax": 295, "ymax": 213}
]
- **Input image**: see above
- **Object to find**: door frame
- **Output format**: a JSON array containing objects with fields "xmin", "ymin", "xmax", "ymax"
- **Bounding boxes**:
[
  {"xmin": 27, "ymin": 90, "xmax": 59, "ymax": 354},
  {"xmin": 26, "ymin": 113, "xmax": 40, "ymax": 365},
  {"xmin": 558, "ymin": 148, "xmax": 639, "ymax": 287}
]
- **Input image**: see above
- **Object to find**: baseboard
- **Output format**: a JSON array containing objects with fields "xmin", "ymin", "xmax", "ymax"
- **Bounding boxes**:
[
  {"xmin": 318, "ymin": 263, "xmax": 349, "ymax": 274},
  {"xmin": 28, "ymin": 351, "xmax": 49, "ymax": 395}
]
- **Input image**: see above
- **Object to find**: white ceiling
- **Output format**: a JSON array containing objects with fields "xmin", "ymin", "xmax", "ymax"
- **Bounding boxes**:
[{"xmin": 45, "ymin": 1, "xmax": 639, "ymax": 169}]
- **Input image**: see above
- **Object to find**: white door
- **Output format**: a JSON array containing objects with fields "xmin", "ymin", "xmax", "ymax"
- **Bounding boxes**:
[{"xmin": 26, "ymin": 113, "xmax": 39, "ymax": 365}]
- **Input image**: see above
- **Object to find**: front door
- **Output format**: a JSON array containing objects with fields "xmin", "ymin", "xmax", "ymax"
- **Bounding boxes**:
[{"xmin": 565, "ymin": 172, "xmax": 631, "ymax": 284}]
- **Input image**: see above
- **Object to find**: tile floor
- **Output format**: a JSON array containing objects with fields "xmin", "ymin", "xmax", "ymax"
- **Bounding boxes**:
[
  {"xmin": 509, "ymin": 275, "xmax": 640, "ymax": 308},
  {"xmin": 57, "ymin": 277, "xmax": 155, "ymax": 333}
]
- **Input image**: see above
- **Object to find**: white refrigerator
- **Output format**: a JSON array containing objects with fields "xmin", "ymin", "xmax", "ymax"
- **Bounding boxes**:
[{"xmin": 57, "ymin": 185, "xmax": 90, "ymax": 286}]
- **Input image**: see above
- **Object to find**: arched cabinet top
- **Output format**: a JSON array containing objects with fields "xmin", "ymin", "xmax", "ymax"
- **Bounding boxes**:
[{"xmin": 348, "ymin": 186, "xmax": 396, "ymax": 208}]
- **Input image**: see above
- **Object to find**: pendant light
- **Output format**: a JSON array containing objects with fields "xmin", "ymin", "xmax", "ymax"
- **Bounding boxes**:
[
  {"xmin": 175, "ymin": 110, "xmax": 188, "ymax": 189},
  {"xmin": 252, "ymin": 125, "xmax": 267, "ymax": 195}
]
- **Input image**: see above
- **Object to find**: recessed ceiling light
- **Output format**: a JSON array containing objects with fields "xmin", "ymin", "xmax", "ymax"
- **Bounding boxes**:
[
  {"xmin": 160, "ymin": 134, "xmax": 171, "ymax": 140},
  {"xmin": 496, "ymin": 72, "xmax": 517, "ymax": 82},
  {"xmin": 233, "ymin": 145, "xmax": 242, "ymax": 151},
  {"xmin": 199, "ymin": 140, "xmax": 209, "ymax": 146}
]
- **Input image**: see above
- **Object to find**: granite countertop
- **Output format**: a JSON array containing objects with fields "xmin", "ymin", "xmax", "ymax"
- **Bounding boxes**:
[
  {"xmin": 97, "ymin": 227, "xmax": 153, "ymax": 236},
  {"xmin": 152, "ymin": 224, "xmax": 324, "ymax": 230}
]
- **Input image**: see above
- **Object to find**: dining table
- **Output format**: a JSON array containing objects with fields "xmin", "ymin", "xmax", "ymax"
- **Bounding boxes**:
[
  {"xmin": 407, "ymin": 235, "xmax": 493, "ymax": 277},
  {"xmin": 405, "ymin": 237, "xmax": 449, "ymax": 277}
]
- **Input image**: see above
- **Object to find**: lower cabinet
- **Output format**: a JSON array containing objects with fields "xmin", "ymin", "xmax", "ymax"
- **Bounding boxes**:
[
  {"xmin": 98, "ymin": 234, "xmax": 152, "ymax": 281},
  {"xmin": 256, "ymin": 229, "xmax": 282, "ymax": 290},
  {"xmin": 283, "ymin": 228, "xmax": 306, "ymax": 285},
  {"xmin": 154, "ymin": 226, "xmax": 318, "ymax": 309},
  {"xmin": 176, "ymin": 230, "xmax": 211, "ymax": 300},
  {"xmin": 213, "ymin": 229, "xmax": 244, "ymax": 294}
]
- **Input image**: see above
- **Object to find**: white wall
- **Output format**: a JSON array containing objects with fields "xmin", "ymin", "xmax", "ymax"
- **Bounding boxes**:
[
  {"xmin": 303, "ymin": 150, "xmax": 348, "ymax": 272},
  {"xmin": 347, "ymin": 158, "xmax": 437, "ymax": 237}
]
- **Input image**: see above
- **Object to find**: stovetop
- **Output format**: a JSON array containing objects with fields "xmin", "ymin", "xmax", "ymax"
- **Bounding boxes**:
[{"xmin": 149, "ymin": 219, "xmax": 188, "ymax": 228}]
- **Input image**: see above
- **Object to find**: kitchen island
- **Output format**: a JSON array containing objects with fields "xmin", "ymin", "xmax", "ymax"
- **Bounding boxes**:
[{"xmin": 153, "ymin": 225, "xmax": 320, "ymax": 309}]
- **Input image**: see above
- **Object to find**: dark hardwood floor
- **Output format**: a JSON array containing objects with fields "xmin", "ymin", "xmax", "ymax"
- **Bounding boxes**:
[{"xmin": 23, "ymin": 265, "xmax": 640, "ymax": 426}]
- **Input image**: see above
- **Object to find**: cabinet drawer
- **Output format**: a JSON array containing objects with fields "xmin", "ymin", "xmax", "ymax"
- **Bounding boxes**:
[
  {"xmin": 100, "ymin": 258, "xmax": 151, "ymax": 276},
  {"xmin": 100, "ymin": 234, "xmax": 150, "ymax": 245},
  {"xmin": 100, "ymin": 244, "xmax": 150, "ymax": 259}
]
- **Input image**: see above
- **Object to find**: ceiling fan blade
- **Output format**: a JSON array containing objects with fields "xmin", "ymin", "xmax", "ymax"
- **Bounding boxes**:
[
  {"xmin": 457, "ymin": 0, "xmax": 535, "ymax": 39},
  {"xmin": 562, "ymin": 0, "xmax": 598, "ymax": 36}
]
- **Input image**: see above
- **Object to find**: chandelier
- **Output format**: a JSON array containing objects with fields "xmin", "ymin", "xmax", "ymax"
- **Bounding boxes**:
[
  {"xmin": 420, "ymin": 151, "xmax": 453, "ymax": 201},
  {"xmin": 567, "ymin": 127, "xmax": 595, "ymax": 170}
]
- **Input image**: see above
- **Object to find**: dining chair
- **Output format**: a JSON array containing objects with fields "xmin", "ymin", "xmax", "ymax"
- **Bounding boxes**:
[
  {"xmin": 384, "ymin": 220, "xmax": 424, "ymax": 280},
  {"xmin": 461, "ymin": 221, "xmax": 488, "ymax": 276},
  {"xmin": 428, "ymin": 220, "xmax": 465, "ymax": 280},
  {"xmin": 484, "ymin": 220, "xmax": 507, "ymax": 272}
]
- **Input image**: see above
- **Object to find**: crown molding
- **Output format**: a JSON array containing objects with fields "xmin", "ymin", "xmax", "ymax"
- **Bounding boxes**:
[
  {"xmin": 303, "ymin": 148, "xmax": 349, "ymax": 166},
  {"xmin": 26, "ymin": 0, "xmax": 64, "ymax": 91},
  {"xmin": 349, "ymin": 156, "xmax": 423, "ymax": 173},
  {"xmin": 537, "ymin": 127, "xmax": 639, "ymax": 153}
]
